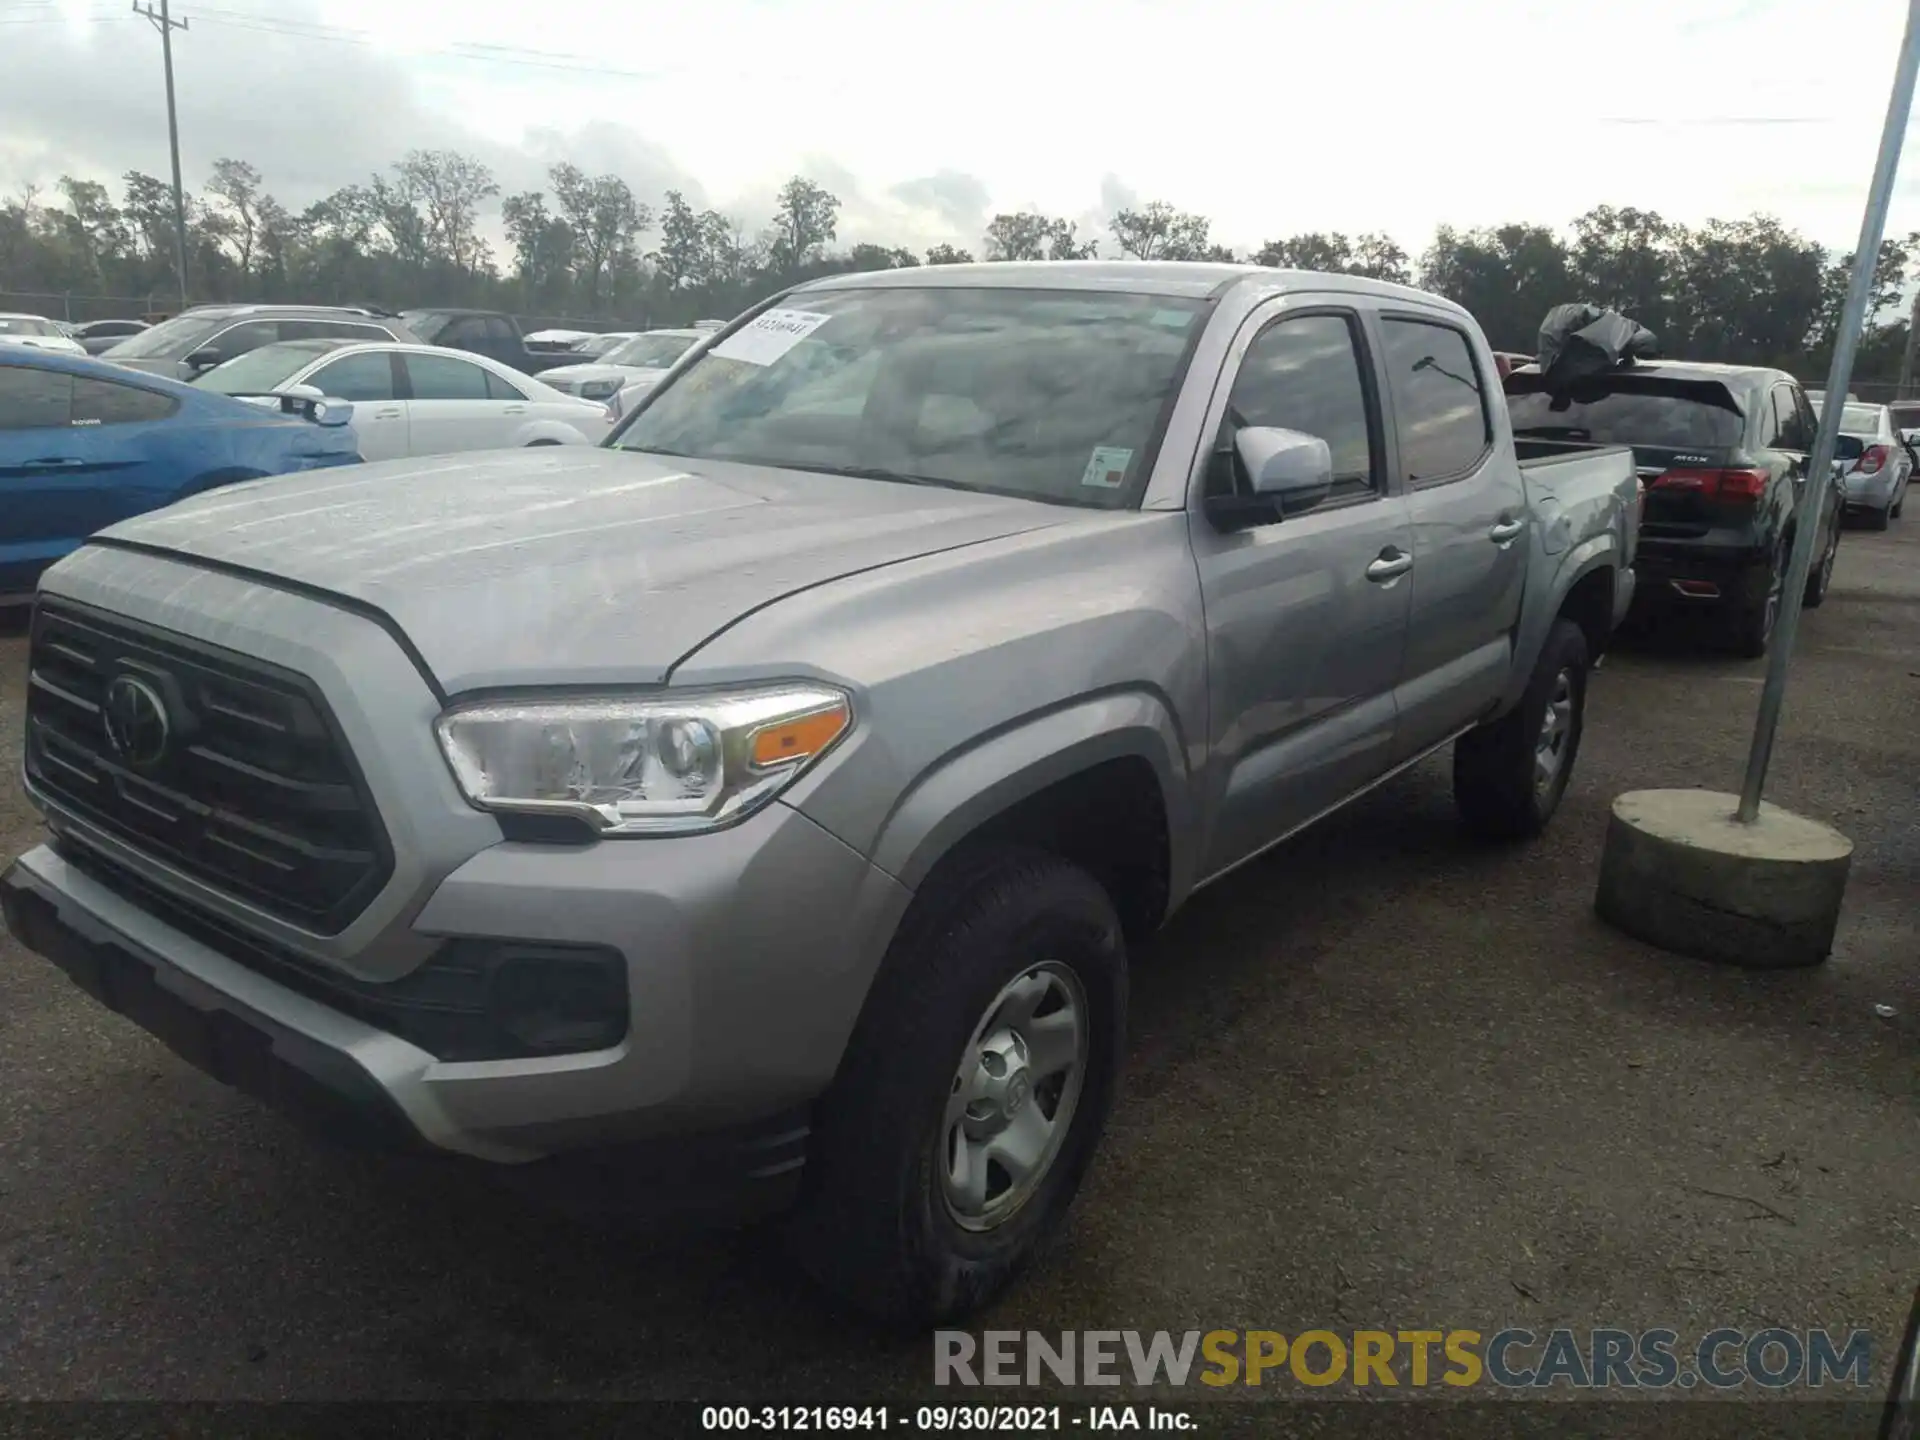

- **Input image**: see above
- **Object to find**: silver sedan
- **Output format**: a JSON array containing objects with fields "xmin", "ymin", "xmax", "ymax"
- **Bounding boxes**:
[{"xmin": 1830, "ymin": 400, "xmax": 1913, "ymax": 529}]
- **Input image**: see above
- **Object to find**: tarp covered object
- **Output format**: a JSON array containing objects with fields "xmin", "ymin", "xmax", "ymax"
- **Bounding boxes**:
[{"xmin": 1537, "ymin": 304, "xmax": 1659, "ymax": 389}]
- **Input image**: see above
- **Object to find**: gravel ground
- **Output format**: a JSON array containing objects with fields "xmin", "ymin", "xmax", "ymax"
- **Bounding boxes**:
[{"xmin": 0, "ymin": 525, "xmax": 1915, "ymax": 1435}]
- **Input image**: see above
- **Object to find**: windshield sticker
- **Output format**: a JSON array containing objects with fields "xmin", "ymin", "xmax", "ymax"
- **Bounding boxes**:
[
  {"xmin": 711, "ymin": 308, "xmax": 834, "ymax": 366},
  {"xmin": 1080, "ymin": 446, "xmax": 1134, "ymax": 489}
]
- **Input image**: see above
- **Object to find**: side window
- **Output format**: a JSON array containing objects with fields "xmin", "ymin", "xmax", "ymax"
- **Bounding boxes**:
[
  {"xmin": 0, "ymin": 366, "xmax": 74, "ymax": 430},
  {"xmin": 404, "ymin": 354, "xmax": 491, "ymax": 401},
  {"xmin": 1763, "ymin": 388, "xmax": 1793, "ymax": 449},
  {"xmin": 1218, "ymin": 312, "xmax": 1377, "ymax": 501},
  {"xmin": 1789, "ymin": 388, "xmax": 1817, "ymax": 450},
  {"xmin": 309, "ymin": 352, "xmax": 399, "ymax": 403},
  {"xmin": 484, "ymin": 369, "xmax": 527, "ymax": 401},
  {"xmin": 439, "ymin": 316, "xmax": 491, "ymax": 348},
  {"xmin": 207, "ymin": 320, "xmax": 280, "ymax": 360},
  {"xmin": 484, "ymin": 317, "xmax": 519, "ymax": 345},
  {"xmin": 282, "ymin": 320, "xmax": 391, "ymax": 344},
  {"xmin": 69, "ymin": 377, "xmax": 179, "ymax": 426},
  {"xmin": 1379, "ymin": 317, "xmax": 1491, "ymax": 484}
]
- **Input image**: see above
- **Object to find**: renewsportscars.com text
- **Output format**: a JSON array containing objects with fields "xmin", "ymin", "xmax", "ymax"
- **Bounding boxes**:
[{"xmin": 934, "ymin": 1328, "xmax": 1874, "ymax": 1391}]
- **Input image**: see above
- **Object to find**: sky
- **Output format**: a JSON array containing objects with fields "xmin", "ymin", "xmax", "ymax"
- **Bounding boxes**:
[{"xmin": 2, "ymin": 0, "xmax": 1918, "ymax": 261}]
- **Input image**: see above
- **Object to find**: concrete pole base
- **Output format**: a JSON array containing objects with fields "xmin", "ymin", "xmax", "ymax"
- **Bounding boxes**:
[{"xmin": 1595, "ymin": 789, "xmax": 1853, "ymax": 970}]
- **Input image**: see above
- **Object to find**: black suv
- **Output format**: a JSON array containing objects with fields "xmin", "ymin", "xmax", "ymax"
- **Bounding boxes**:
[
  {"xmin": 1506, "ymin": 361, "xmax": 1842, "ymax": 657},
  {"xmin": 99, "ymin": 306, "xmax": 421, "ymax": 381}
]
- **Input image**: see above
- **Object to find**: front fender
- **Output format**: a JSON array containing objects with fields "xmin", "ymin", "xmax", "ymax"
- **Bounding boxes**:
[{"xmin": 863, "ymin": 688, "xmax": 1198, "ymax": 903}]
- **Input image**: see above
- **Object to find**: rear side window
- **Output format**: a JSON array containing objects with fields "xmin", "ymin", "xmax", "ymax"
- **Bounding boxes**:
[
  {"xmin": 438, "ymin": 316, "xmax": 492, "ymax": 347},
  {"xmin": 310, "ymin": 352, "xmax": 399, "ymax": 403},
  {"xmin": 0, "ymin": 366, "xmax": 73, "ymax": 429},
  {"xmin": 1379, "ymin": 318, "xmax": 1491, "ymax": 484},
  {"xmin": 404, "ymin": 353, "xmax": 491, "ymax": 401},
  {"xmin": 484, "ymin": 370, "xmax": 526, "ymax": 401},
  {"xmin": 1506, "ymin": 376, "xmax": 1745, "ymax": 450},
  {"xmin": 207, "ymin": 320, "xmax": 281, "ymax": 359},
  {"xmin": 281, "ymin": 320, "xmax": 392, "ymax": 344},
  {"xmin": 1221, "ymin": 311, "xmax": 1378, "ymax": 501},
  {"xmin": 485, "ymin": 316, "xmax": 519, "ymax": 344},
  {"xmin": 69, "ymin": 377, "xmax": 178, "ymax": 426}
]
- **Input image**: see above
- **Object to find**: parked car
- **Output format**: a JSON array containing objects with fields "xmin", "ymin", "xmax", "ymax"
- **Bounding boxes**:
[
  {"xmin": 398, "ymin": 309, "xmax": 593, "ymax": 377},
  {"xmin": 539, "ymin": 327, "xmax": 708, "ymax": 414},
  {"xmin": 1507, "ymin": 359, "xmax": 1842, "ymax": 657},
  {"xmin": 1886, "ymin": 399, "xmax": 1920, "ymax": 443},
  {"xmin": 100, "ymin": 305, "xmax": 421, "ymax": 381},
  {"xmin": 1828, "ymin": 400, "xmax": 1913, "ymax": 529},
  {"xmin": 0, "ymin": 347, "xmax": 362, "ymax": 604},
  {"xmin": 570, "ymin": 331, "xmax": 639, "ymax": 357},
  {"xmin": 0, "ymin": 313, "xmax": 87, "ymax": 357},
  {"xmin": 72, "ymin": 318, "xmax": 151, "ymax": 356},
  {"xmin": 1, "ymin": 263, "xmax": 1638, "ymax": 1323},
  {"xmin": 193, "ymin": 340, "xmax": 613, "ymax": 460}
]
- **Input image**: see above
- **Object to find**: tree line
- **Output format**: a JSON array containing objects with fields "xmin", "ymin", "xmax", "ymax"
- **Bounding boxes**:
[{"xmin": 0, "ymin": 151, "xmax": 1911, "ymax": 379}]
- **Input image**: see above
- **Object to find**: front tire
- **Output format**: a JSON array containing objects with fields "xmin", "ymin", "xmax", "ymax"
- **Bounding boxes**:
[
  {"xmin": 1453, "ymin": 618, "xmax": 1589, "ymax": 842},
  {"xmin": 789, "ymin": 850, "xmax": 1127, "ymax": 1326}
]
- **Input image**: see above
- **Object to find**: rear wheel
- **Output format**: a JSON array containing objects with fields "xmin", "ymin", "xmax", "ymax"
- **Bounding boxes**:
[
  {"xmin": 1865, "ymin": 503, "xmax": 1892, "ymax": 531},
  {"xmin": 1453, "ymin": 618, "xmax": 1589, "ymax": 842},
  {"xmin": 1802, "ymin": 517, "xmax": 1840, "ymax": 608},
  {"xmin": 1729, "ymin": 539, "xmax": 1787, "ymax": 657},
  {"xmin": 788, "ymin": 850, "xmax": 1127, "ymax": 1326}
]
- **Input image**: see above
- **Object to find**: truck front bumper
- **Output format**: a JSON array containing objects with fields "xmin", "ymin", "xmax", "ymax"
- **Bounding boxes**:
[{"xmin": 3, "ymin": 799, "xmax": 910, "ymax": 1218}]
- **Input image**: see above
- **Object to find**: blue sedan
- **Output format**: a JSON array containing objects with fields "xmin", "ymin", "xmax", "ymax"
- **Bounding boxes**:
[{"xmin": 0, "ymin": 347, "xmax": 363, "ymax": 603}]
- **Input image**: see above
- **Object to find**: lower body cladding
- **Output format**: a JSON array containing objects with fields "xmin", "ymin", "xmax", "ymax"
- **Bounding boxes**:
[
  {"xmin": 3, "ymin": 554, "xmax": 911, "ymax": 1223},
  {"xmin": 1629, "ymin": 535, "xmax": 1772, "ymax": 612}
]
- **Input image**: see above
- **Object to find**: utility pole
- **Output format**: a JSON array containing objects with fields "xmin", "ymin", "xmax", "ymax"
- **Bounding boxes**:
[
  {"xmin": 132, "ymin": 0, "xmax": 190, "ymax": 312},
  {"xmin": 1899, "ymin": 286, "xmax": 1920, "ymax": 399}
]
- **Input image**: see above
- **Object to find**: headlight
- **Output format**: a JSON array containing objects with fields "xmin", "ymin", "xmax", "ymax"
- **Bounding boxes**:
[
  {"xmin": 580, "ymin": 379, "xmax": 619, "ymax": 400},
  {"xmin": 434, "ymin": 685, "xmax": 852, "ymax": 836}
]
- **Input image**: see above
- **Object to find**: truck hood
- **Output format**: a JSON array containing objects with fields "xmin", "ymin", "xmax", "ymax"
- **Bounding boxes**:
[{"xmin": 91, "ymin": 446, "xmax": 1066, "ymax": 693}]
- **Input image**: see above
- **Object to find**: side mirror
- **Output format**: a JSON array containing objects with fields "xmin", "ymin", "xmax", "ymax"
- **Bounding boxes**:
[
  {"xmin": 185, "ymin": 347, "xmax": 223, "ymax": 372},
  {"xmin": 1239, "ymin": 426, "xmax": 1334, "ymax": 507}
]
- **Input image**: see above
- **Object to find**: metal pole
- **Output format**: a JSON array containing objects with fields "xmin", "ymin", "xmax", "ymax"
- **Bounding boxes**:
[
  {"xmin": 1736, "ymin": 0, "xmax": 1920, "ymax": 823},
  {"xmin": 134, "ymin": 0, "xmax": 191, "ymax": 310}
]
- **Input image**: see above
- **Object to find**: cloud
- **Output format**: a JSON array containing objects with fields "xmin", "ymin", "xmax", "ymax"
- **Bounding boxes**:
[{"xmin": 888, "ymin": 170, "xmax": 991, "ymax": 237}]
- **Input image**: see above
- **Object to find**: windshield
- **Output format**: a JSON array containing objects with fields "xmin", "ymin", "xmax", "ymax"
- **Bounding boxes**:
[
  {"xmin": 613, "ymin": 287, "xmax": 1207, "ymax": 509},
  {"xmin": 194, "ymin": 340, "xmax": 344, "ymax": 394},
  {"xmin": 1840, "ymin": 404, "xmax": 1881, "ymax": 434},
  {"xmin": 604, "ymin": 333, "xmax": 698, "ymax": 369},
  {"xmin": 103, "ymin": 312, "xmax": 227, "ymax": 359},
  {"xmin": 1506, "ymin": 375, "xmax": 1745, "ymax": 449},
  {"xmin": 0, "ymin": 316, "xmax": 56, "ymax": 337}
]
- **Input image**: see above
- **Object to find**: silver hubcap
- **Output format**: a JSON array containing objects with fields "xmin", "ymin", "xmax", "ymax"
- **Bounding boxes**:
[
  {"xmin": 940, "ymin": 963, "xmax": 1088, "ymax": 1232},
  {"xmin": 1534, "ymin": 668, "xmax": 1575, "ymax": 796}
]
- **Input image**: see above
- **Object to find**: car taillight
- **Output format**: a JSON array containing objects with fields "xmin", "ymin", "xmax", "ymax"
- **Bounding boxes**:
[
  {"xmin": 1651, "ymin": 467, "xmax": 1769, "ymax": 501},
  {"xmin": 1858, "ymin": 444, "xmax": 1888, "ymax": 475}
]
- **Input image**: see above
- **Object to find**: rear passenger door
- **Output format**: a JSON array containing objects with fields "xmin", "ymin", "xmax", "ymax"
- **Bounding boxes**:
[
  {"xmin": 398, "ymin": 352, "xmax": 517, "ymax": 454},
  {"xmin": 1188, "ymin": 301, "xmax": 1414, "ymax": 877},
  {"xmin": 306, "ymin": 351, "xmax": 409, "ymax": 461},
  {"xmin": 1378, "ymin": 312, "xmax": 1527, "ymax": 761}
]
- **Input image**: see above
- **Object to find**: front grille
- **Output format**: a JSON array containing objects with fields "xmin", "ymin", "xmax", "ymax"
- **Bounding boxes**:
[{"xmin": 23, "ymin": 600, "xmax": 393, "ymax": 935}]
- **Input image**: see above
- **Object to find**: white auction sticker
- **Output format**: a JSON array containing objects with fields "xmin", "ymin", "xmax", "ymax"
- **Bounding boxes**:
[
  {"xmin": 1080, "ymin": 445, "xmax": 1134, "ymax": 489},
  {"xmin": 710, "ymin": 308, "xmax": 834, "ymax": 366}
]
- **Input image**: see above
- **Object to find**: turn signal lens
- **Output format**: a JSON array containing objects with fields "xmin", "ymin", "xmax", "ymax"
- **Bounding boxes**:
[{"xmin": 749, "ymin": 701, "xmax": 851, "ymax": 770}]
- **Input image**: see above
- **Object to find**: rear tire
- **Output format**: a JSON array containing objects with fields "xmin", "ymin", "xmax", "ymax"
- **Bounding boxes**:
[
  {"xmin": 1453, "ymin": 618, "xmax": 1589, "ymax": 842},
  {"xmin": 788, "ymin": 849, "xmax": 1127, "ymax": 1327},
  {"xmin": 1865, "ymin": 504, "xmax": 1891, "ymax": 531},
  {"xmin": 1802, "ymin": 518, "xmax": 1839, "ymax": 609},
  {"xmin": 1728, "ymin": 538, "xmax": 1787, "ymax": 658}
]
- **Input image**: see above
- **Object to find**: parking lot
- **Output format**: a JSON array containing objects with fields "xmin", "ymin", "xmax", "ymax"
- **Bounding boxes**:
[{"xmin": 0, "ymin": 525, "xmax": 1915, "ymax": 1418}]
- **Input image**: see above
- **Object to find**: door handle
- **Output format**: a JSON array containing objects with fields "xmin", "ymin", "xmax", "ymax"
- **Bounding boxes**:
[
  {"xmin": 503, "ymin": 405, "xmax": 527, "ymax": 415},
  {"xmin": 373, "ymin": 407, "xmax": 402, "ymax": 419},
  {"xmin": 1489, "ymin": 517, "xmax": 1525, "ymax": 545},
  {"xmin": 1366, "ymin": 549, "xmax": 1413, "ymax": 584}
]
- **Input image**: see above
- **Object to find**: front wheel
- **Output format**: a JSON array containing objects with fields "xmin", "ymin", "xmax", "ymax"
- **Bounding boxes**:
[
  {"xmin": 789, "ymin": 850, "xmax": 1127, "ymax": 1326},
  {"xmin": 1453, "ymin": 618, "xmax": 1590, "ymax": 842}
]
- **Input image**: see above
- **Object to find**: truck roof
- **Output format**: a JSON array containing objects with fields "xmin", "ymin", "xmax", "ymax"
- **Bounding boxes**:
[{"xmin": 794, "ymin": 260, "xmax": 1462, "ymax": 312}]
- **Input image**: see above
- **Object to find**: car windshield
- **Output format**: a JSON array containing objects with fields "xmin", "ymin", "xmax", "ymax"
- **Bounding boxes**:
[
  {"xmin": 613, "ymin": 286, "xmax": 1207, "ymax": 509},
  {"xmin": 1506, "ymin": 375, "xmax": 1746, "ymax": 449},
  {"xmin": 604, "ymin": 333, "xmax": 698, "ymax": 368},
  {"xmin": 1840, "ymin": 404, "xmax": 1882, "ymax": 434},
  {"xmin": 194, "ymin": 340, "xmax": 347, "ymax": 394},
  {"xmin": 0, "ymin": 316, "xmax": 56, "ymax": 336},
  {"xmin": 103, "ymin": 312, "xmax": 228, "ymax": 359}
]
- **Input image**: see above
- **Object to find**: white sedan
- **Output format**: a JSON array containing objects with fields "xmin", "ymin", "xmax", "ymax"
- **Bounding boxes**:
[
  {"xmin": 0, "ymin": 313, "xmax": 87, "ymax": 356},
  {"xmin": 538, "ymin": 327, "xmax": 709, "ymax": 418},
  {"xmin": 194, "ymin": 340, "xmax": 613, "ymax": 461}
]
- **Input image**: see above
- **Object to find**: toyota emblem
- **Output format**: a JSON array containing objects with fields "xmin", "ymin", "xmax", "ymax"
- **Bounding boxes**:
[{"xmin": 103, "ymin": 675, "xmax": 171, "ymax": 767}]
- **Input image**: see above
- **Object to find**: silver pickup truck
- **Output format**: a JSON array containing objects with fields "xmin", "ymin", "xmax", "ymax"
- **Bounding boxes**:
[{"xmin": 2, "ymin": 263, "xmax": 1638, "ymax": 1324}]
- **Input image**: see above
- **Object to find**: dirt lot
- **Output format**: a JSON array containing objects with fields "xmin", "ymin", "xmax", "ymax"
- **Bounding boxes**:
[{"xmin": 0, "ymin": 526, "xmax": 1915, "ymax": 1430}]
